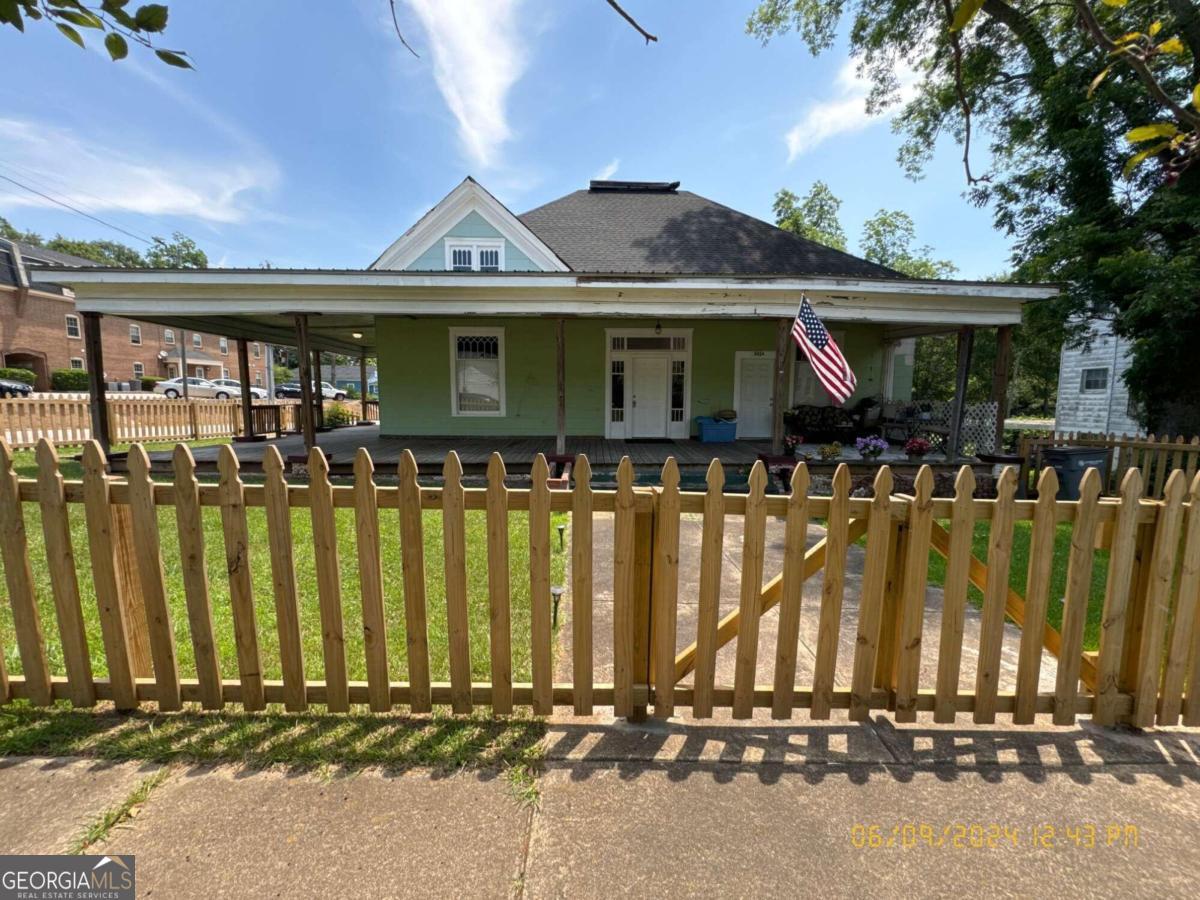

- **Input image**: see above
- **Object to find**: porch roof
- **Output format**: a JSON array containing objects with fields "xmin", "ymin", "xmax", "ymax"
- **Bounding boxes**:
[{"xmin": 38, "ymin": 267, "xmax": 1056, "ymax": 354}]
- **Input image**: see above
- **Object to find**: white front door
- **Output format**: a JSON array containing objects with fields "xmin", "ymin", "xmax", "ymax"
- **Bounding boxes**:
[
  {"xmin": 735, "ymin": 353, "xmax": 774, "ymax": 438},
  {"xmin": 631, "ymin": 355, "xmax": 670, "ymax": 438}
]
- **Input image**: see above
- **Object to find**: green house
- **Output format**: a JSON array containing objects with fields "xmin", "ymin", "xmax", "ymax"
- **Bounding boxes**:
[{"xmin": 48, "ymin": 177, "xmax": 1052, "ymax": 462}]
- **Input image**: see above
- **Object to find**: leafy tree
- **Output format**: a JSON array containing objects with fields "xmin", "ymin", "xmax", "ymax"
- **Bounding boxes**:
[
  {"xmin": 0, "ymin": 1, "xmax": 190, "ymax": 66},
  {"xmin": 773, "ymin": 182, "xmax": 848, "ymax": 250},
  {"xmin": 859, "ymin": 209, "xmax": 957, "ymax": 279},
  {"xmin": 3, "ymin": 217, "xmax": 207, "ymax": 268},
  {"xmin": 0, "ymin": 216, "xmax": 41, "ymax": 244},
  {"xmin": 143, "ymin": 232, "xmax": 207, "ymax": 267},
  {"xmin": 748, "ymin": 0, "xmax": 1200, "ymax": 434},
  {"xmin": 42, "ymin": 236, "xmax": 144, "ymax": 267}
]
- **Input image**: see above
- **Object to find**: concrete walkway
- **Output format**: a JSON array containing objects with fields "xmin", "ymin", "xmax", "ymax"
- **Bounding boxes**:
[{"xmin": 3, "ymin": 721, "xmax": 1199, "ymax": 898}]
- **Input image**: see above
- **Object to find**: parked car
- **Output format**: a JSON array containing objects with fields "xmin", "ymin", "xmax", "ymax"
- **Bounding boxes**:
[
  {"xmin": 0, "ymin": 377, "xmax": 33, "ymax": 398},
  {"xmin": 210, "ymin": 378, "xmax": 268, "ymax": 400},
  {"xmin": 274, "ymin": 382, "xmax": 303, "ymax": 399},
  {"xmin": 154, "ymin": 377, "xmax": 233, "ymax": 399},
  {"xmin": 274, "ymin": 381, "xmax": 347, "ymax": 401}
]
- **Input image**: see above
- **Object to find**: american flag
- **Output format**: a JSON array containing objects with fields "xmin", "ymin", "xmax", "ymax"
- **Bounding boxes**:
[{"xmin": 791, "ymin": 296, "xmax": 857, "ymax": 405}]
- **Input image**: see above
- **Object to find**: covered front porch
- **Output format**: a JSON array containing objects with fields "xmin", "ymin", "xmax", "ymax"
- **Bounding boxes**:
[{"xmin": 44, "ymin": 266, "xmax": 1053, "ymax": 470}]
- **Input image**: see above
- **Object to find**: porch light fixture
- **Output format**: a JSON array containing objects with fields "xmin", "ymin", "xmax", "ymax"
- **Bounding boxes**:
[
  {"xmin": 654, "ymin": 319, "xmax": 662, "ymax": 335},
  {"xmin": 352, "ymin": 332, "xmax": 363, "ymax": 339}
]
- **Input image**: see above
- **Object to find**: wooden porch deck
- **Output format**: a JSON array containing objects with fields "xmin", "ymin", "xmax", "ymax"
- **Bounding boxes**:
[{"xmin": 159, "ymin": 425, "xmax": 778, "ymax": 474}]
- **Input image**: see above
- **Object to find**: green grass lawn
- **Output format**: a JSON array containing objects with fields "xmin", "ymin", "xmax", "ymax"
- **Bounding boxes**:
[
  {"xmin": 926, "ymin": 520, "xmax": 1111, "ymax": 652},
  {"xmin": 1, "ymin": 446, "xmax": 568, "ymax": 688}
]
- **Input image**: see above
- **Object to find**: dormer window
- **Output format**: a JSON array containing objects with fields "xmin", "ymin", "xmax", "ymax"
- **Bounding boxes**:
[{"xmin": 445, "ymin": 239, "xmax": 504, "ymax": 272}]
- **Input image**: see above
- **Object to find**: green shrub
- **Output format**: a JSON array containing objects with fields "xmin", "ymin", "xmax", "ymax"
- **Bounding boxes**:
[
  {"xmin": 0, "ymin": 367, "xmax": 36, "ymax": 385},
  {"xmin": 345, "ymin": 385, "xmax": 361, "ymax": 399},
  {"xmin": 324, "ymin": 401, "xmax": 355, "ymax": 427},
  {"xmin": 140, "ymin": 376, "xmax": 163, "ymax": 391},
  {"xmin": 51, "ymin": 368, "xmax": 90, "ymax": 391}
]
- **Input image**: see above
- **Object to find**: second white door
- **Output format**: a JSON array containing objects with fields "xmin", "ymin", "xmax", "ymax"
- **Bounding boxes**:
[
  {"xmin": 631, "ymin": 355, "xmax": 670, "ymax": 438},
  {"xmin": 735, "ymin": 353, "xmax": 774, "ymax": 438}
]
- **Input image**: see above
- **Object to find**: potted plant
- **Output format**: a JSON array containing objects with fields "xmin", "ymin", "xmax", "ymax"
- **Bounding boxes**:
[
  {"xmin": 818, "ymin": 441, "xmax": 842, "ymax": 462},
  {"xmin": 783, "ymin": 434, "xmax": 803, "ymax": 457},
  {"xmin": 855, "ymin": 435, "xmax": 888, "ymax": 461},
  {"xmin": 904, "ymin": 436, "xmax": 932, "ymax": 460}
]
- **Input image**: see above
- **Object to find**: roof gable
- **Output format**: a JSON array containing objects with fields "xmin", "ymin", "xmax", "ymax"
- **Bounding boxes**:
[
  {"xmin": 370, "ymin": 177, "xmax": 569, "ymax": 272},
  {"xmin": 518, "ymin": 184, "xmax": 903, "ymax": 278}
]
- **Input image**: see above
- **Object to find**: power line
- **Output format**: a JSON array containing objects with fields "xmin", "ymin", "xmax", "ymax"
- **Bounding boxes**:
[
  {"xmin": 0, "ymin": 172, "xmax": 152, "ymax": 245},
  {"xmin": 0, "ymin": 158, "xmax": 177, "ymax": 241}
]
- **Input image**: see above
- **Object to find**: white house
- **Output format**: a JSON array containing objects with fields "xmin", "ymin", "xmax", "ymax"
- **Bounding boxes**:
[{"xmin": 1054, "ymin": 318, "xmax": 1142, "ymax": 435}]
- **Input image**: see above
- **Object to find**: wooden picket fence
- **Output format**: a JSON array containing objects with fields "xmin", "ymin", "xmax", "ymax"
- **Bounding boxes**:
[
  {"xmin": 0, "ymin": 397, "xmax": 302, "ymax": 448},
  {"xmin": 1, "ymin": 438, "xmax": 1198, "ymax": 727},
  {"xmin": 1019, "ymin": 430, "xmax": 1200, "ymax": 499}
]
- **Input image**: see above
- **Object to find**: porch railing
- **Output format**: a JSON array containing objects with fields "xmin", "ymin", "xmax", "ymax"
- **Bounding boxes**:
[
  {"xmin": 2, "ymin": 438, "xmax": 1197, "ymax": 728},
  {"xmin": 0, "ymin": 397, "xmax": 301, "ymax": 448}
]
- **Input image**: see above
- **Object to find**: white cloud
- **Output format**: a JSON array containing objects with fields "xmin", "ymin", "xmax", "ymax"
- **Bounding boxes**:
[
  {"xmin": 0, "ymin": 117, "xmax": 279, "ymax": 224},
  {"xmin": 405, "ymin": 0, "xmax": 528, "ymax": 169},
  {"xmin": 593, "ymin": 157, "xmax": 620, "ymax": 181},
  {"xmin": 784, "ymin": 60, "xmax": 919, "ymax": 162}
]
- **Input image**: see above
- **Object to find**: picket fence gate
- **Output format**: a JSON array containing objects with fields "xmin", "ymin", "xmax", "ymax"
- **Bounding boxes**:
[{"xmin": 1, "ymin": 438, "xmax": 1198, "ymax": 727}]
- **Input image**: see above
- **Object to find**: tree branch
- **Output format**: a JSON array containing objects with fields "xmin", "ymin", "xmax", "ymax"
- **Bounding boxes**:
[
  {"xmin": 1074, "ymin": 0, "xmax": 1200, "ymax": 129},
  {"xmin": 941, "ymin": 0, "xmax": 989, "ymax": 184},
  {"xmin": 388, "ymin": 0, "xmax": 419, "ymax": 58},
  {"xmin": 605, "ymin": 0, "xmax": 657, "ymax": 43}
]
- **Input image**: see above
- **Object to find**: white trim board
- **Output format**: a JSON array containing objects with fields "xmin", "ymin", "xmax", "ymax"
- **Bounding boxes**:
[{"xmin": 370, "ymin": 178, "xmax": 568, "ymax": 273}]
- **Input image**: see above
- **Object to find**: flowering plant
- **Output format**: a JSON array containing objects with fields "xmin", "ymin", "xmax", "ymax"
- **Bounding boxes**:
[
  {"xmin": 855, "ymin": 435, "xmax": 889, "ymax": 459},
  {"xmin": 904, "ymin": 436, "xmax": 932, "ymax": 457},
  {"xmin": 784, "ymin": 434, "xmax": 803, "ymax": 454},
  {"xmin": 818, "ymin": 442, "xmax": 842, "ymax": 461}
]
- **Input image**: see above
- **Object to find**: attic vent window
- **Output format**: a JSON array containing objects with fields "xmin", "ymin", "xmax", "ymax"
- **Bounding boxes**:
[
  {"xmin": 444, "ymin": 239, "xmax": 505, "ymax": 272},
  {"xmin": 588, "ymin": 180, "xmax": 680, "ymax": 193}
]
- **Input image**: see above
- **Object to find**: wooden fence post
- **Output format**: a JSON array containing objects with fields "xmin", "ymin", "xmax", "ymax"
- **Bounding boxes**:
[{"xmin": 630, "ymin": 486, "xmax": 656, "ymax": 723}]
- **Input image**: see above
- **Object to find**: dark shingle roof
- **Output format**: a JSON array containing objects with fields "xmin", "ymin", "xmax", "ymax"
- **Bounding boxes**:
[
  {"xmin": 0, "ymin": 239, "xmax": 96, "ymax": 293},
  {"xmin": 519, "ymin": 184, "xmax": 902, "ymax": 278}
]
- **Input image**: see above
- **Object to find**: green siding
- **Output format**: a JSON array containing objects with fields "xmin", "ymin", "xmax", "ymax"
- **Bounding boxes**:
[
  {"xmin": 405, "ymin": 211, "xmax": 540, "ymax": 271},
  {"xmin": 377, "ymin": 317, "xmax": 893, "ymax": 437}
]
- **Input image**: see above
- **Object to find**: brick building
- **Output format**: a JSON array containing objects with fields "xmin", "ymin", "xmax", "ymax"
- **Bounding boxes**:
[{"xmin": 1, "ymin": 238, "xmax": 268, "ymax": 390}]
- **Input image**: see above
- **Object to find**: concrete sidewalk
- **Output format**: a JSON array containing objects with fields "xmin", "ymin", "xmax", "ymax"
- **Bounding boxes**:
[{"xmin": 3, "ymin": 718, "xmax": 1198, "ymax": 898}]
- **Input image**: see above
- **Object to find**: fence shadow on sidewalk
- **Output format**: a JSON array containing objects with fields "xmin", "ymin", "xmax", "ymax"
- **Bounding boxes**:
[
  {"xmin": 0, "ymin": 705, "xmax": 544, "ymax": 782},
  {"xmin": 541, "ymin": 716, "xmax": 1200, "ymax": 787}
]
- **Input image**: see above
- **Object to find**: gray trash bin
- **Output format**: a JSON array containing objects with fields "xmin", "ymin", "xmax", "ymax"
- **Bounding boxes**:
[{"xmin": 1042, "ymin": 447, "xmax": 1109, "ymax": 500}]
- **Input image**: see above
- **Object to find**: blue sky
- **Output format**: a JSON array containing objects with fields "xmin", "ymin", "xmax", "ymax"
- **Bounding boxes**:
[{"xmin": 0, "ymin": 0, "xmax": 1009, "ymax": 277}]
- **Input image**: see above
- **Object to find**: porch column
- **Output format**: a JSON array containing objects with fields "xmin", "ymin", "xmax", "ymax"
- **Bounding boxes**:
[
  {"xmin": 990, "ymin": 324, "xmax": 1014, "ymax": 452},
  {"xmin": 235, "ymin": 338, "xmax": 257, "ymax": 441},
  {"xmin": 311, "ymin": 348, "xmax": 325, "ymax": 429},
  {"xmin": 555, "ymin": 318, "xmax": 566, "ymax": 456},
  {"xmin": 81, "ymin": 312, "xmax": 112, "ymax": 454},
  {"xmin": 945, "ymin": 325, "xmax": 976, "ymax": 460},
  {"xmin": 770, "ymin": 318, "xmax": 790, "ymax": 455},
  {"xmin": 294, "ymin": 315, "xmax": 317, "ymax": 452},
  {"xmin": 357, "ymin": 354, "xmax": 371, "ymax": 425}
]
